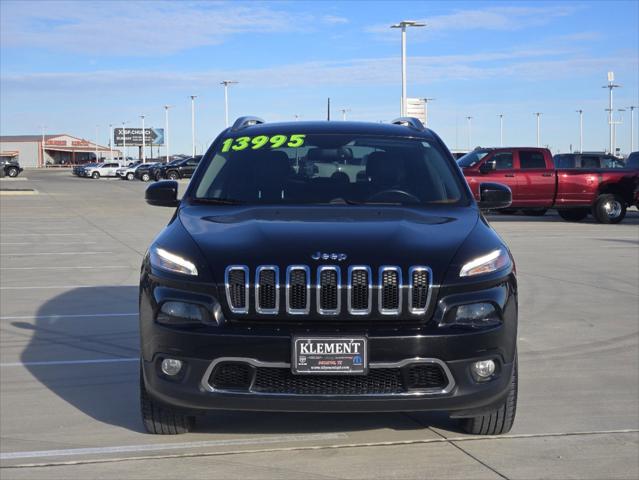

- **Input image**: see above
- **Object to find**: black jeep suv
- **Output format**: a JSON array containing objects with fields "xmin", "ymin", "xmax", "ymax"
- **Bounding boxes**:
[
  {"xmin": 1, "ymin": 158, "xmax": 23, "ymax": 177},
  {"xmin": 140, "ymin": 117, "xmax": 518, "ymax": 435}
]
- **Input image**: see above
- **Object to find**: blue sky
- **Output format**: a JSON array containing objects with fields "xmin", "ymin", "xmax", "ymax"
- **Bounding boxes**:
[{"xmin": 1, "ymin": 0, "xmax": 637, "ymax": 155}]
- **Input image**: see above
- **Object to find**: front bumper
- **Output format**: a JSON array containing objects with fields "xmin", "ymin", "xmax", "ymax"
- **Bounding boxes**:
[{"xmin": 139, "ymin": 271, "xmax": 518, "ymax": 417}]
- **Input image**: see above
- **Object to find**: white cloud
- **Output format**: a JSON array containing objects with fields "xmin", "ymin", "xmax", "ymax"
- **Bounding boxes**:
[
  {"xmin": 322, "ymin": 15, "xmax": 349, "ymax": 25},
  {"xmin": 0, "ymin": 1, "xmax": 312, "ymax": 55}
]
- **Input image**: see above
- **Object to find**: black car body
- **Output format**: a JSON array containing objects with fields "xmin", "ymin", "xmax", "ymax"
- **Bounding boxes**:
[
  {"xmin": 140, "ymin": 117, "xmax": 518, "ymax": 435},
  {"xmin": 134, "ymin": 163, "xmax": 161, "ymax": 182},
  {"xmin": 150, "ymin": 159, "xmax": 184, "ymax": 181},
  {"xmin": 1, "ymin": 159, "xmax": 23, "ymax": 177},
  {"xmin": 158, "ymin": 156, "xmax": 202, "ymax": 180}
]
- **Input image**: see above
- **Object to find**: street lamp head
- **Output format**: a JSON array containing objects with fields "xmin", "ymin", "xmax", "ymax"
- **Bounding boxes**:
[
  {"xmin": 221, "ymin": 80, "xmax": 239, "ymax": 86},
  {"xmin": 391, "ymin": 20, "xmax": 426, "ymax": 28}
]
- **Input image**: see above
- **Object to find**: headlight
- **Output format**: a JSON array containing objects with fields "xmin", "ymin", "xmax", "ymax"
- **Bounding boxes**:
[
  {"xmin": 150, "ymin": 247, "xmax": 198, "ymax": 276},
  {"xmin": 460, "ymin": 248, "xmax": 510, "ymax": 277},
  {"xmin": 451, "ymin": 302, "xmax": 501, "ymax": 328}
]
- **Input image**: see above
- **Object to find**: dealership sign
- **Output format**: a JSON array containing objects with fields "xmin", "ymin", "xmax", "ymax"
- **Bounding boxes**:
[{"xmin": 114, "ymin": 128, "xmax": 164, "ymax": 146}]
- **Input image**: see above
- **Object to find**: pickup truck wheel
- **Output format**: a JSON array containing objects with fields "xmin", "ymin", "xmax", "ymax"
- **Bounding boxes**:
[
  {"xmin": 141, "ymin": 173, "xmax": 151, "ymax": 182},
  {"xmin": 6, "ymin": 167, "xmax": 19, "ymax": 177},
  {"xmin": 167, "ymin": 171, "xmax": 179, "ymax": 180},
  {"xmin": 140, "ymin": 366, "xmax": 194, "ymax": 434},
  {"xmin": 91, "ymin": 171, "xmax": 100, "ymax": 179},
  {"xmin": 126, "ymin": 173, "xmax": 134, "ymax": 181},
  {"xmin": 558, "ymin": 208, "xmax": 588, "ymax": 222},
  {"xmin": 460, "ymin": 355, "xmax": 518, "ymax": 435},
  {"xmin": 522, "ymin": 209, "xmax": 547, "ymax": 216},
  {"xmin": 592, "ymin": 194, "xmax": 626, "ymax": 224}
]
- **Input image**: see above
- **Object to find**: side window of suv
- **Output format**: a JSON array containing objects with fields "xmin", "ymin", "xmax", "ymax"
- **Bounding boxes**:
[
  {"xmin": 519, "ymin": 151, "xmax": 546, "ymax": 169},
  {"xmin": 493, "ymin": 152, "xmax": 513, "ymax": 170}
]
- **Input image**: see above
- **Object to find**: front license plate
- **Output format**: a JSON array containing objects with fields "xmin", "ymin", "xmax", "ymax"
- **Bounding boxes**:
[{"xmin": 292, "ymin": 336, "xmax": 367, "ymax": 375}]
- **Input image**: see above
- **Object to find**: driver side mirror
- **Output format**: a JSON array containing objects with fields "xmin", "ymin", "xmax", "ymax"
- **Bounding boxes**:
[
  {"xmin": 146, "ymin": 180, "xmax": 179, "ymax": 207},
  {"xmin": 479, "ymin": 161, "xmax": 496, "ymax": 173},
  {"xmin": 478, "ymin": 183, "xmax": 512, "ymax": 210}
]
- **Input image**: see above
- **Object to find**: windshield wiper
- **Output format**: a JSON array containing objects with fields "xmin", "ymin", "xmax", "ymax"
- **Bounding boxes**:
[{"xmin": 193, "ymin": 197, "xmax": 246, "ymax": 205}]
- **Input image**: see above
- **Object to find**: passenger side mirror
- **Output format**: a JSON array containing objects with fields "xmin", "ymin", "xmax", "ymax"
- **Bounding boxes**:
[
  {"xmin": 146, "ymin": 180, "xmax": 179, "ymax": 207},
  {"xmin": 478, "ymin": 183, "xmax": 512, "ymax": 210},
  {"xmin": 479, "ymin": 161, "xmax": 496, "ymax": 173}
]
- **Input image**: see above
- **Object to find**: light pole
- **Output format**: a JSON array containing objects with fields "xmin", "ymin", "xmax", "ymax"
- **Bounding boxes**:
[
  {"xmin": 108, "ymin": 124, "xmax": 114, "ymax": 160},
  {"xmin": 613, "ymin": 108, "xmax": 625, "ymax": 156},
  {"xmin": 465, "ymin": 116, "xmax": 473, "ymax": 150},
  {"xmin": 190, "ymin": 95, "xmax": 197, "ymax": 158},
  {"xmin": 140, "ymin": 115, "xmax": 146, "ymax": 163},
  {"xmin": 497, "ymin": 114, "xmax": 504, "ymax": 147},
  {"xmin": 94, "ymin": 125, "xmax": 99, "ymax": 162},
  {"xmin": 576, "ymin": 110, "xmax": 583, "ymax": 152},
  {"xmin": 220, "ymin": 81, "xmax": 238, "ymax": 128},
  {"xmin": 628, "ymin": 106, "xmax": 637, "ymax": 152},
  {"xmin": 39, "ymin": 125, "xmax": 47, "ymax": 167},
  {"xmin": 602, "ymin": 71, "xmax": 621, "ymax": 154},
  {"xmin": 340, "ymin": 108, "xmax": 350, "ymax": 121},
  {"xmin": 534, "ymin": 112, "xmax": 542, "ymax": 147},
  {"xmin": 164, "ymin": 105, "xmax": 172, "ymax": 163},
  {"xmin": 421, "ymin": 98, "xmax": 435, "ymax": 127},
  {"xmin": 122, "ymin": 121, "xmax": 127, "ymax": 162},
  {"xmin": 391, "ymin": 20, "xmax": 426, "ymax": 116}
]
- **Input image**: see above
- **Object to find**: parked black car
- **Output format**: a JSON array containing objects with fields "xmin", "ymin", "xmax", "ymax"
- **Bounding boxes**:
[
  {"xmin": 134, "ymin": 162, "xmax": 161, "ymax": 182},
  {"xmin": 140, "ymin": 116, "xmax": 518, "ymax": 436},
  {"xmin": 150, "ymin": 159, "xmax": 184, "ymax": 181},
  {"xmin": 158, "ymin": 156, "xmax": 202, "ymax": 180},
  {"xmin": 1, "ymin": 158, "xmax": 23, "ymax": 177},
  {"xmin": 625, "ymin": 151, "xmax": 638, "ymax": 170}
]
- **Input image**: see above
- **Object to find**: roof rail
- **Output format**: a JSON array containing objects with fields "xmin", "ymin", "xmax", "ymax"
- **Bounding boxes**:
[
  {"xmin": 390, "ymin": 117, "xmax": 425, "ymax": 131},
  {"xmin": 231, "ymin": 116, "xmax": 265, "ymax": 131}
]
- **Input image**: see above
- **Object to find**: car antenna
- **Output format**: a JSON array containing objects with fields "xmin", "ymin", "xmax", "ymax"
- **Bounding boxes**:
[{"xmin": 327, "ymin": 97, "xmax": 331, "ymax": 121}]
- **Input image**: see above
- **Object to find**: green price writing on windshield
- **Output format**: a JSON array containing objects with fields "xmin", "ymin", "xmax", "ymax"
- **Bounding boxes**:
[{"xmin": 220, "ymin": 134, "xmax": 306, "ymax": 153}]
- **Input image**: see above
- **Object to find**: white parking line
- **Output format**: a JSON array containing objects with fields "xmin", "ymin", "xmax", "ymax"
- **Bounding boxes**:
[
  {"xmin": 1, "ymin": 266, "xmax": 131, "ymax": 270},
  {"xmin": 0, "ymin": 251, "xmax": 112, "ymax": 256},
  {"xmin": 0, "ymin": 242, "xmax": 98, "ymax": 245},
  {"xmin": 0, "ymin": 284, "xmax": 136, "ymax": 290},
  {"xmin": 0, "ymin": 433, "xmax": 348, "ymax": 460},
  {"xmin": 0, "ymin": 313, "xmax": 137, "ymax": 320},
  {"xmin": 0, "ymin": 357, "xmax": 138, "ymax": 368},
  {"xmin": 0, "ymin": 233, "xmax": 89, "ymax": 237}
]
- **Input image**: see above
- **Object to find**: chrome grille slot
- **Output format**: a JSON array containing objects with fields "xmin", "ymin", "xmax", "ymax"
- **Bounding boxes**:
[
  {"xmin": 379, "ymin": 266, "xmax": 402, "ymax": 315},
  {"xmin": 286, "ymin": 266, "xmax": 310, "ymax": 314},
  {"xmin": 317, "ymin": 266, "xmax": 340, "ymax": 315},
  {"xmin": 225, "ymin": 266, "xmax": 249, "ymax": 314},
  {"xmin": 256, "ymin": 266, "xmax": 279, "ymax": 314},
  {"xmin": 409, "ymin": 266, "xmax": 431, "ymax": 314},
  {"xmin": 348, "ymin": 266, "xmax": 371, "ymax": 315}
]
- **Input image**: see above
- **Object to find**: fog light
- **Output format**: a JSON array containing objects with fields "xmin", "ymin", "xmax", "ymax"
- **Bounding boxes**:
[
  {"xmin": 161, "ymin": 358, "xmax": 183, "ymax": 376},
  {"xmin": 472, "ymin": 359, "xmax": 496, "ymax": 379}
]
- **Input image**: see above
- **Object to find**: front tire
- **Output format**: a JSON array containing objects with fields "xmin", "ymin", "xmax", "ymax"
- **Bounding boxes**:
[
  {"xmin": 7, "ymin": 167, "xmax": 19, "ymax": 177},
  {"xmin": 592, "ymin": 194, "xmax": 626, "ymax": 224},
  {"xmin": 558, "ymin": 208, "xmax": 589, "ymax": 222},
  {"xmin": 126, "ymin": 173, "xmax": 134, "ymax": 181},
  {"xmin": 91, "ymin": 171, "xmax": 100, "ymax": 179},
  {"xmin": 167, "ymin": 171, "xmax": 179, "ymax": 180},
  {"xmin": 140, "ymin": 366, "xmax": 194, "ymax": 434},
  {"xmin": 141, "ymin": 172, "xmax": 151, "ymax": 182},
  {"xmin": 460, "ymin": 356, "xmax": 518, "ymax": 435}
]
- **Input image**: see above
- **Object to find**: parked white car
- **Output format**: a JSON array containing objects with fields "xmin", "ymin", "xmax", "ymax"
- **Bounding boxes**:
[
  {"xmin": 116, "ymin": 162, "xmax": 142, "ymax": 180},
  {"xmin": 84, "ymin": 162, "xmax": 124, "ymax": 179}
]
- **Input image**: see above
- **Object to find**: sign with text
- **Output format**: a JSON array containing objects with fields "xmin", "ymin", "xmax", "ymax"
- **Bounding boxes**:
[
  {"xmin": 406, "ymin": 98, "xmax": 426, "ymax": 124},
  {"xmin": 114, "ymin": 128, "xmax": 164, "ymax": 147}
]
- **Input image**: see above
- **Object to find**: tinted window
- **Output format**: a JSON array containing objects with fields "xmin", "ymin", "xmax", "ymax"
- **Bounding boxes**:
[
  {"xmin": 457, "ymin": 149, "xmax": 490, "ymax": 167},
  {"xmin": 493, "ymin": 152, "xmax": 514, "ymax": 170},
  {"xmin": 554, "ymin": 155, "xmax": 575, "ymax": 168},
  {"xmin": 601, "ymin": 156, "xmax": 625, "ymax": 169},
  {"xmin": 519, "ymin": 151, "xmax": 546, "ymax": 169},
  {"xmin": 581, "ymin": 156, "xmax": 600, "ymax": 168},
  {"xmin": 195, "ymin": 134, "xmax": 467, "ymax": 206}
]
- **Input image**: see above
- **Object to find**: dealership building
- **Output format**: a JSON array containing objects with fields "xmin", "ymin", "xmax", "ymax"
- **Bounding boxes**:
[{"xmin": 0, "ymin": 134, "xmax": 117, "ymax": 168}]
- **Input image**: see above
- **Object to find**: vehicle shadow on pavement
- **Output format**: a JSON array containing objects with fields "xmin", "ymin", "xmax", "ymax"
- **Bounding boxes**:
[
  {"xmin": 21, "ymin": 285, "xmax": 463, "ymax": 435},
  {"xmin": 485, "ymin": 209, "xmax": 639, "ymax": 224}
]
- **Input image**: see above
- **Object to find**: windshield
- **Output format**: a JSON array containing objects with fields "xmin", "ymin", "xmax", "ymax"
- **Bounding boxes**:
[
  {"xmin": 457, "ymin": 150, "xmax": 490, "ymax": 168},
  {"xmin": 193, "ymin": 134, "xmax": 466, "ymax": 206}
]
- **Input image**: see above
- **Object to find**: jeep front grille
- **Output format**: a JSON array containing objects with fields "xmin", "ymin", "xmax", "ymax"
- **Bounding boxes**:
[{"xmin": 224, "ymin": 265, "xmax": 432, "ymax": 317}]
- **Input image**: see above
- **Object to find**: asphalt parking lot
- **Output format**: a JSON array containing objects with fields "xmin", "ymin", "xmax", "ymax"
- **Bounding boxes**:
[{"xmin": 1, "ymin": 170, "xmax": 638, "ymax": 479}]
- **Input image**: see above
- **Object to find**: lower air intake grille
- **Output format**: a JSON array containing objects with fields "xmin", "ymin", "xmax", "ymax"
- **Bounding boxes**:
[
  {"xmin": 252, "ymin": 368, "xmax": 404, "ymax": 395},
  {"xmin": 210, "ymin": 363, "xmax": 252, "ymax": 390},
  {"xmin": 405, "ymin": 364, "xmax": 447, "ymax": 390}
]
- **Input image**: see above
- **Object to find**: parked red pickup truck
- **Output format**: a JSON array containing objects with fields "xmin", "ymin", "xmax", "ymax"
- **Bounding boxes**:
[{"xmin": 458, "ymin": 147, "xmax": 639, "ymax": 224}]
